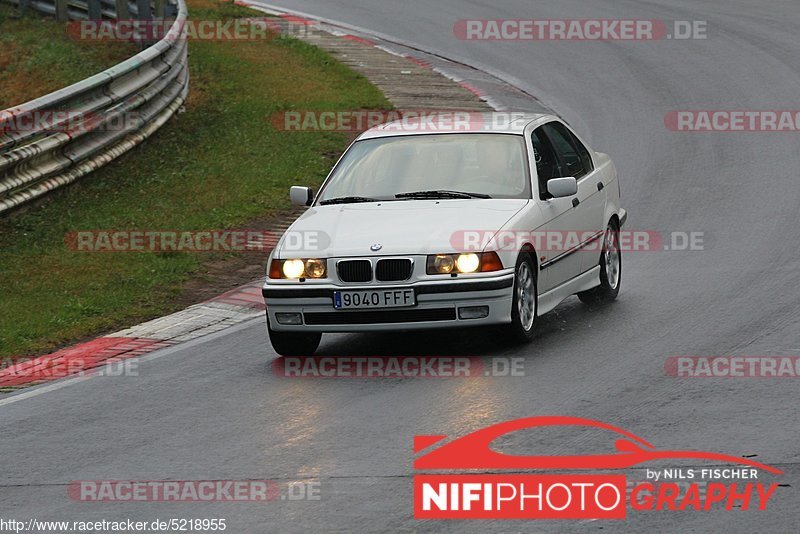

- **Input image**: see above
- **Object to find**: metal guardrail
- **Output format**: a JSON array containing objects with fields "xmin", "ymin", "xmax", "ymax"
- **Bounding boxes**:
[{"xmin": 0, "ymin": 0, "xmax": 189, "ymax": 213}]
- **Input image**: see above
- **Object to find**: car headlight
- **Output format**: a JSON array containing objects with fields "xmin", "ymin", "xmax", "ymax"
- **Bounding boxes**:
[
  {"xmin": 269, "ymin": 258, "xmax": 328, "ymax": 279},
  {"xmin": 305, "ymin": 258, "xmax": 326, "ymax": 278},
  {"xmin": 432, "ymin": 254, "xmax": 455, "ymax": 274},
  {"xmin": 426, "ymin": 252, "xmax": 503, "ymax": 274},
  {"xmin": 455, "ymin": 253, "xmax": 480, "ymax": 273},
  {"xmin": 282, "ymin": 259, "xmax": 306, "ymax": 279}
]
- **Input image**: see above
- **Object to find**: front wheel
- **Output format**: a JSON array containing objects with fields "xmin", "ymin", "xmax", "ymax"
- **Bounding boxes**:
[
  {"xmin": 267, "ymin": 316, "xmax": 321, "ymax": 356},
  {"xmin": 578, "ymin": 220, "xmax": 621, "ymax": 304},
  {"xmin": 503, "ymin": 254, "xmax": 537, "ymax": 343}
]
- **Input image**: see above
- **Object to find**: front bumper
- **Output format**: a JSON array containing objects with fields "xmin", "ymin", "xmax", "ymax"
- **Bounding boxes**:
[{"xmin": 263, "ymin": 272, "xmax": 515, "ymax": 332}]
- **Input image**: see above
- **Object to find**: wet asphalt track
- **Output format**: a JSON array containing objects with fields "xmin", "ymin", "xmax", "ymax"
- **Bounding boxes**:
[{"xmin": 2, "ymin": 0, "xmax": 800, "ymax": 531}]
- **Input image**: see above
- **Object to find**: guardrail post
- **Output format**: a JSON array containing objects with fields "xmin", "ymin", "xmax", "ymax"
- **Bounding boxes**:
[
  {"xmin": 164, "ymin": 0, "xmax": 177, "ymax": 18},
  {"xmin": 55, "ymin": 0, "xmax": 69, "ymax": 21},
  {"xmin": 115, "ymin": 0, "xmax": 130, "ymax": 19},
  {"xmin": 87, "ymin": 0, "xmax": 102, "ymax": 20},
  {"xmin": 136, "ymin": 0, "xmax": 151, "ymax": 19},
  {"xmin": 18, "ymin": 0, "xmax": 30, "ymax": 15}
]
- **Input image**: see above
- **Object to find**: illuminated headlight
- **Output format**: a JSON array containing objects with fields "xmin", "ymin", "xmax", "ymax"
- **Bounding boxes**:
[
  {"xmin": 455, "ymin": 253, "xmax": 480, "ymax": 273},
  {"xmin": 426, "ymin": 252, "xmax": 503, "ymax": 274},
  {"xmin": 283, "ymin": 259, "xmax": 306, "ymax": 279},
  {"xmin": 269, "ymin": 258, "xmax": 328, "ymax": 279}
]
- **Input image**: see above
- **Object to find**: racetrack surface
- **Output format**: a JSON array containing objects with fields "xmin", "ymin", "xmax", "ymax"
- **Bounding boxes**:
[{"xmin": 2, "ymin": 1, "xmax": 800, "ymax": 531}]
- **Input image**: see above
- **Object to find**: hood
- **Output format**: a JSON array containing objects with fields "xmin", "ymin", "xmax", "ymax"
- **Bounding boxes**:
[{"xmin": 276, "ymin": 199, "xmax": 528, "ymax": 257}]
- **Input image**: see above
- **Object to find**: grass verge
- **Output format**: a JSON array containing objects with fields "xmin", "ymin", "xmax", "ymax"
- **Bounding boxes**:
[
  {"xmin": 0, "ymin": 3, "xmax": 137, "ymax": 108},
  {"xmin": 0, "ymin": 0, "xmax": 391, "ymax": 359}
]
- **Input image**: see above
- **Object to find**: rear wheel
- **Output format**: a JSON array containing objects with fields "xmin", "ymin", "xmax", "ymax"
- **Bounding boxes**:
[
  {"xmin": 578, "ymin": 220, "xmax": 621, "ymax": 304},
  {"xmin": 267, "ymin": 316, "xmax": 321, "ymax": 356},
  {"xmin": 503, "ymin": 253, "xmax": 537, "ymax": 342}
]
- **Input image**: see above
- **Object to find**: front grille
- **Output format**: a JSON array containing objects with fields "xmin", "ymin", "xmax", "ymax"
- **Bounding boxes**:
[
  {"xmin": 337, "ymin": 260, "xmax": 372, "ymax": 282},
  {"xmin": 375, "ymin": 258, "xmax": 413, "ymax": 281},
  {"xmin": 304, "ymin": 308, "xmax": 456, "ymax": 325}
]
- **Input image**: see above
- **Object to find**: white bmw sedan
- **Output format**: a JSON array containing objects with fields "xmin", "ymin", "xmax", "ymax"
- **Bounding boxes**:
[{"xmin": 263, "ymin": 113, "xmax": 627, "ymax": 356}]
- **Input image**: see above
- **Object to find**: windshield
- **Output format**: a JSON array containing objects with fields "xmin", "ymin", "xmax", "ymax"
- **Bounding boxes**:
[{"xmin": 316, "ymin": 134, "xmax": 530, "ymax": 203}]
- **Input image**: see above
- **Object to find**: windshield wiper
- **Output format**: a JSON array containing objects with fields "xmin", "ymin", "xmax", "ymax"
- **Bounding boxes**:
[
  {"xmin": 395, "ymin": 190, "xmax": 492, "ymax": 200},
  {"xmin": 319, "ymin": 196, "xmax": 381, "ymax": 205}
]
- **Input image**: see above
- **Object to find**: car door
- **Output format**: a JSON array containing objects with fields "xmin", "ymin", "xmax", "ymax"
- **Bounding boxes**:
[
  {"xmin": 541, "ymin": 122, "xmax": 607, "ymax": 276},
  {"xmin": 530, "ymin": 126, "xmax": 582, "ymax": 293}
]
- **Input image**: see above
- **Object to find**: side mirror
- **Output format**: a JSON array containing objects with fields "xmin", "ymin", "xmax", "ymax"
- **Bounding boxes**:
[
  {"xmin": 547, "ymin": 177, "xmax": 577, "ymax": 198},
  {"xmin": 290, "ymin": 186, "xmax": 313, "ymax": 206}
]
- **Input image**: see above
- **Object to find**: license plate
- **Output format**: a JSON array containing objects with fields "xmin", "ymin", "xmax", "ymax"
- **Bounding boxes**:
[{"xmin": 334, "ymin": 289, "xmax": 415, "ymax": 309}]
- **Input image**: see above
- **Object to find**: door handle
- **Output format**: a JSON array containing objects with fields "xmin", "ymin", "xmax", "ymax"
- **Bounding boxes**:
[
  {"xmin": 597, "ymin": 182, "xmax": 604, "ymax": 191},
  {"xmin": 572, "ymin": 198, "xmax": 580, "ymax": 208}
]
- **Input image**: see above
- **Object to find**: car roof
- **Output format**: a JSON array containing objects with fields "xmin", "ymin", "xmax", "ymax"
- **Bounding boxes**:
[{"xmin": 357, "ymin": 112, "xmax": 555, "ymax": 140}]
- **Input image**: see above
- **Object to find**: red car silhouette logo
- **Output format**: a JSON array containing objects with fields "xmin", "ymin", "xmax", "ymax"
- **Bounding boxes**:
[{"xmin": 414, "ymin": 416, "xmax": 782, "ymax": 474}]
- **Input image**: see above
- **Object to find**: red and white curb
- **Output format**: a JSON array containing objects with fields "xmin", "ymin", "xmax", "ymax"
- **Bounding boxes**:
[
  {"xmin": 0, "ymin": 282, "xmax": 265, "ymax": 391},
  {"xmin": 109, "ymin": 282, "xmax": 264, "ymax": 343},
  {"xmin": 238, "ymin": 1, "xmax": 548, "ymax": 114}
]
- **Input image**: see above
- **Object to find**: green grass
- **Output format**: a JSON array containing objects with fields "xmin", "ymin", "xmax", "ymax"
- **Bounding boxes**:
[
  {"xmin": 0, "ymin": 3, "xmax": 138, "ymax": 108},
  {"xmin": 0, "ymin": 0, "xmax": 391, "ymax": 359}
]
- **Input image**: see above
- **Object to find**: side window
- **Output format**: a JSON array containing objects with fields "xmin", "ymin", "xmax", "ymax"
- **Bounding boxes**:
[
  {"xmin": 531, "ymin": 127, "xmax": 562, "ymax": 200},
  {"xmin": 542, "ymin": 122, "xmax": 594, "ymax": 179}
]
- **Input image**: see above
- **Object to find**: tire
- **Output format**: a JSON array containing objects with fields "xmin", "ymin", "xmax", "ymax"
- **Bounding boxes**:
[
  {"xmin": 503, "ymin": 253, "xmax": 538, "ymax": 343},
  {"xmin": 578, "ymin": 220, "xmax": 621, "ymax": 305},
  {"xmin": 267, "ymin": 316, "xmax": 321, "ymax": 356}
]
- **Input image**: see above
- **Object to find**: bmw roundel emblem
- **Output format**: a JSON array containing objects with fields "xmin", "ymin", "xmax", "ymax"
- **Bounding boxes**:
[{"xmin": 370, "ymin": 243, "xmax": 383, "ymax": 252}]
